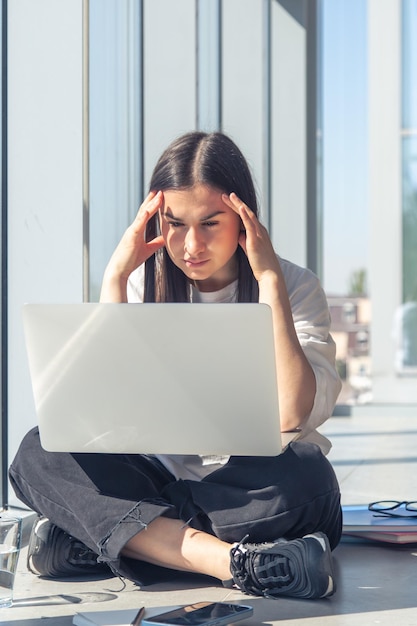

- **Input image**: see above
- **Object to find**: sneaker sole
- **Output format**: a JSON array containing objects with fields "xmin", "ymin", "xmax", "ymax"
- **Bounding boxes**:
[
  {"xmin": 27, "ymin": 517, "xmax": 105, "ymax": 578},
  {"xmin": 27, "ymin": 517, "xmax": 71, "ymax": 577},
  {"xmin": 301, "ymin": 532, "xmax": 336, "ymax": 598}
]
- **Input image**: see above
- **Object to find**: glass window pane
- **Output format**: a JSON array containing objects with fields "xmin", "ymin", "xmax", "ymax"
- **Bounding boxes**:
[
  {"xmin": 400, "ymin": 1, "xmax": 417, "ymax": 374},
  {"xmin": 322, "ymin": 0, "xmax": 417, "ymax": 405},
  {"xmin": 321, "ymin": 0, "xmax": 370, "ymax": 406},
  {"xmin": 88, "ymin": 0, "xmax": 142, "ymax": 301}
]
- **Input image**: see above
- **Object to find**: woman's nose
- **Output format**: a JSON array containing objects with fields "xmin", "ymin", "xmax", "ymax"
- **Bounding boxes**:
[{"xmin": 184, "ymin": 228, "xmax": 205, "ymax": 254}]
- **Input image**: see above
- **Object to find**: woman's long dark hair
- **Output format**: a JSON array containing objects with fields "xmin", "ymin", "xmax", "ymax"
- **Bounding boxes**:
[{"xmin": 144, "ymin": 132, "xmax": 259, "ymax": 303}]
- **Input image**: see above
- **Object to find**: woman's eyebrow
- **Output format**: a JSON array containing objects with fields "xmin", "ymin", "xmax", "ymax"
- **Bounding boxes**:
[
  {"xmin": 163, "ymin": 209, "xmax": 183, "ymax": 221},
  {"xmin": 163, "ymin": 208, "xmax": 226, "ymax": 221}
]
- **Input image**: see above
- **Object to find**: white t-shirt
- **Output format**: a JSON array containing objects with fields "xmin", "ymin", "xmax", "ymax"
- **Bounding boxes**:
[{"xmin": 127, "ymin": 257, "xmax": 341, "ymax": 480}]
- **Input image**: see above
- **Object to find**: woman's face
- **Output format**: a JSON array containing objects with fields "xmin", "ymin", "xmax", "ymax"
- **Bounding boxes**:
[{"xmin": 160, "ymin": 184, "xmax": 242, "ymax": 292}]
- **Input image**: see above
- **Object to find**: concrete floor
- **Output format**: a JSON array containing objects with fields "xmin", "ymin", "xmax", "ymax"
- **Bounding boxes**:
[{"xmin": 2, "ymin": 411, "xmax": 417, "ymax": 625}]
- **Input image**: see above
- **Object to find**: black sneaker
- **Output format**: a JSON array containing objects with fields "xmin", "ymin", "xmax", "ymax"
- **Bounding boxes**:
[
  {"xmin": 229, "ymin": 532, "xmax": 335, "ymax": 599},
  {"xmin": 27, "ymin": 516, "xmax": 107, "ymax": 577}
]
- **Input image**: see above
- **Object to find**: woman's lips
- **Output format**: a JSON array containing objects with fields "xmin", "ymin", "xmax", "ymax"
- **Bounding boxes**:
[{"xmin": 184, "ymin": 258, "xmax": 209, "ymax": 268}]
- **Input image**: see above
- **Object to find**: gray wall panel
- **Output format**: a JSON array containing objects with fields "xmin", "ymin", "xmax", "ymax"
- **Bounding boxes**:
[
  {"xmin": 143, "ymin": 0, "xmax": 197, "ymax": 188},
  {"xmin": 271, "ymin": 1, "xmax": 307, "ymax": 266},
  {"xmin": 221, "ymin": 0, "xmax": 265, "ymax": 217},
  {"xmin": 7, "ymin": 0, "xmax": 84, "ymax": 503}
]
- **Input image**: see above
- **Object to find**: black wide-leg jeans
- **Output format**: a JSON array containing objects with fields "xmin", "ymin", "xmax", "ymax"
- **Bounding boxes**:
[{"xmin": 9, "ymin": 427, "xmax": 342, "ymax": 584}]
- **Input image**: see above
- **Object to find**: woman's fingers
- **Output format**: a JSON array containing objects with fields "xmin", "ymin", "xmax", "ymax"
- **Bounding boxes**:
[
  {"xmin": 128, "ymin": 190, "xmax": 165, "ymax": 252},
  {"xmin": 222, "ymin": 192, "xmax": 261, "ymax": 235},
  {"xmin": 145, "ymin": 234, "xmax": 165, "ymax": 256},
  {"xmin": 222, "ymin": 192, "xmax": 279, "ymax": 279},
  {"xmin": 108, "ymin": 192, "xmax": 164, "ymax": 272},
  {"xmin": 223, "ymin": 191, "xmax": 249, "ymax": 218},
  {"xmin": 222, "ymin": 192, "xmax": 265, "ymax": 240},
  {"xmin": 134, "ymin": 190, "xmax": 163, "ymax": 227}
]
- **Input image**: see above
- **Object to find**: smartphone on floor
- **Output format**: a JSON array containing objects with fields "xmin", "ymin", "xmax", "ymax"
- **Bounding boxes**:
[{"xmin": 141, "ymin": 601, "xmax": 254, "ymax": 626}]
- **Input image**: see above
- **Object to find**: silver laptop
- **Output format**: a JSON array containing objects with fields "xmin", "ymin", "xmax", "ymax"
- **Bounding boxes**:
[{"xmin": 22, "ymin": 303, "xmax": 283, "ymax": 456}]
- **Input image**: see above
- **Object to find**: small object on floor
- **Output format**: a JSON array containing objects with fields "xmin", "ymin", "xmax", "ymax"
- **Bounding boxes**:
[
  {"xmin": 229, "ymin": 531, "xmax": 335, "ymax": 599},
  {"xmin": 130, "ymin": 605, "xmax": 145, "ymax": 626},
  {"xmin": 27, "ymin": 515, "xmax": 108, "ymax": 577}
]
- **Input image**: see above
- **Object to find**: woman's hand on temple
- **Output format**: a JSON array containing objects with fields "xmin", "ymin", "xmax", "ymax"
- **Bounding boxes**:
[
  {"xmin": 222, "ymin": 193, "xmax": 280, "ymax": 283},
  {"xmin": 108, "ymin": 191, "xmax": 165, "ymax": 277},
  {"xmin": 100, "ymin": 191, "xmax": 165, "ymax": 302}
]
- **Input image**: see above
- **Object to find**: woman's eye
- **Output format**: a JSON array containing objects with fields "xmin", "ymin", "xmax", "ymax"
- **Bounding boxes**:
[
  {"xmin": 168, "ymin": 221, "xmax": 183, "ymax": 228},
  {"xmin": 202, "ymin": 221, "xmax": 218, "ymax": 227}
]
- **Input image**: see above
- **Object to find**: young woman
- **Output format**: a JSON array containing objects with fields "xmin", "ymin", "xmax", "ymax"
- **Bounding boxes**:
[{"xmin": 10, "ymin": 131, "xmax": 342, "ymax": 600}]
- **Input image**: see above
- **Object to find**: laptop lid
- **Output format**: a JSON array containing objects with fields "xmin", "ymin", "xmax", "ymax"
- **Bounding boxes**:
[{"xmin": 22, "ymin": 303, "xmax": 282, "ymax": 456}]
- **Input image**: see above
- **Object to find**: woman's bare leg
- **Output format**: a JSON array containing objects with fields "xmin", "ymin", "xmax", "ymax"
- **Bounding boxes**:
[{"xmin": 121, "ymin": 517, "xmax": 232, "ymax": 581}]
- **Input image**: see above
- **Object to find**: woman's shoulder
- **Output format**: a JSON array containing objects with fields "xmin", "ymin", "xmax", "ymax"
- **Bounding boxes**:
[
  {"xmin": 278, "ymin": 256, "xmax": 321, "ymax": 291},
  {"xmin": 278, "ymin": 256, "xmax": 329, "ymax": 322}
]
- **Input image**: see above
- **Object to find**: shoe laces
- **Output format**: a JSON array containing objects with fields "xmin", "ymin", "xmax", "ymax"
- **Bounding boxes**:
[
  {"xmin": 68, "ymin": 539, "xmax": 99, "ymax": 566},
  {"xmin": 236, "ymin": 542, "xmax": 293, "ymax": 588},
  {"xmin": 231, "ymin": 536, "xmax": 310, "ymax": 598}
]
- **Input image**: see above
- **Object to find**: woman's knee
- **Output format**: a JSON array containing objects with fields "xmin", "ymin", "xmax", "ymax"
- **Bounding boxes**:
[
  {"xmin": 286, "ymin": 441, "xmax": 340, "ymax": 492},
  {"xmin": 9, "ymin": 427, "xmax": 43, "ymax": 504},
  {"xmin": 9, "ymin": 427, "xmax": 43, "ymax": 476}
]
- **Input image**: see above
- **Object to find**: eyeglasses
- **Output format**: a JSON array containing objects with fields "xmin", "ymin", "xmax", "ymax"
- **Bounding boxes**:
[{"xmin": 368, "ymin": 500, "xmax": 417, "ymax": 518}]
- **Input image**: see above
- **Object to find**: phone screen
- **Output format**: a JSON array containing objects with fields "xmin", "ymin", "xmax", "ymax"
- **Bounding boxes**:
[{"xmin": 142, "ymin": 601, "xmax": 253, "ymax": 626}]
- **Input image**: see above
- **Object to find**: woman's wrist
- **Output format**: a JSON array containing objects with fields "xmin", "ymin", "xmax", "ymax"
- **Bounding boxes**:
[
  {"xmin": 100, "ymin": 268, "xmax": 129, "ymax": 303},
  {"xmin": 258, "ymin": 271, "xmax": 292, "ymax": 313}
]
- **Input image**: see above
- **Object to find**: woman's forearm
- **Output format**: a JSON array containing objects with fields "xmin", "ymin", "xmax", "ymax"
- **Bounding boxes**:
[
  {"xmin": 100, "ymin": 268, "xmax": 129, "ymax": 303},
  {"xmin": 258, "ymin": 271, "xmax": 316, "ymax": 431}
]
